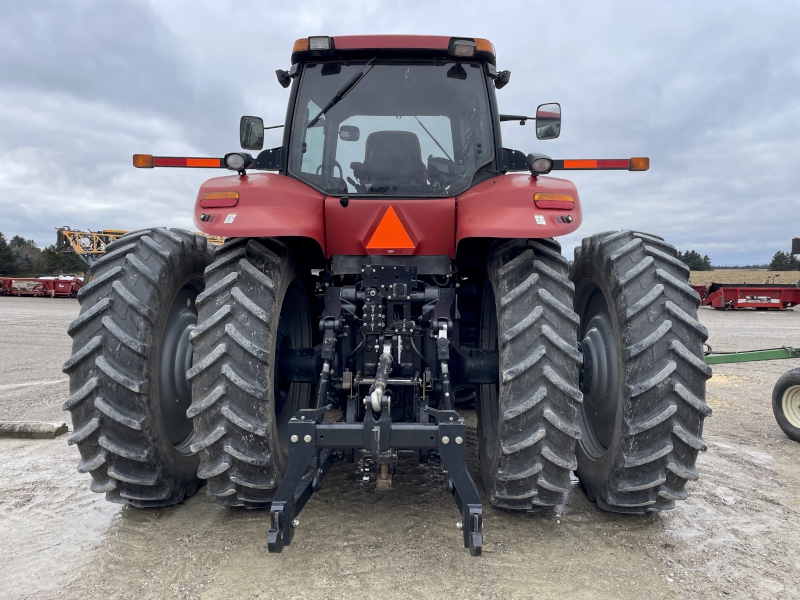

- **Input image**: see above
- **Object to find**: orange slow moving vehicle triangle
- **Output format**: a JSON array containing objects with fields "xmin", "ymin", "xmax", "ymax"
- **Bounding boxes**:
[{"xmin": 366, "ymin": 206, "xmax": 416, "ymax": 249}]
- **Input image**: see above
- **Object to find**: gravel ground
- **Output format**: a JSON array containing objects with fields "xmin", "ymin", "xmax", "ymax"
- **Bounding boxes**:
[{"xmin": 1, "ymin": 296, "xmax": 799, "ymax": 600}]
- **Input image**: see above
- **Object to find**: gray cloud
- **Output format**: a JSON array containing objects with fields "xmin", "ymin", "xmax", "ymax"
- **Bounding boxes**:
[{"xmin": 0, "ymin": 0, "xmax": 797, "ymax": 265}]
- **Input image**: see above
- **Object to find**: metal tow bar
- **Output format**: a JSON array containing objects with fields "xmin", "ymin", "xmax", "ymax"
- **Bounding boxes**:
[{"xmin": 266, "ymin": 406, "xmax": 483, "ymax": 556}]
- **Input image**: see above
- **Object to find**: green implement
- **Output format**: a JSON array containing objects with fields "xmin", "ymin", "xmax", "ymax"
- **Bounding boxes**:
[{"xmin": 705, "ymin": 346, "xmax": 800, "ymax": 365}]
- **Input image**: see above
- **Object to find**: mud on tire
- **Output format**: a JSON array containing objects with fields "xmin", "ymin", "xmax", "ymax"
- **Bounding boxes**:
[
  {"xmin": 63, "ymin": 228, "xmax": 211, "ymax": 507},
  {"xmin": 188, "ymin": 238, "xmax": 313, "ymax": 508},
  {"xmin": 570, "ymin": 230, "xmax": 712, "ymax": 513},
  {"xmin": 477, "ymin": 238, "xmax": 583, "ymax": 510}
]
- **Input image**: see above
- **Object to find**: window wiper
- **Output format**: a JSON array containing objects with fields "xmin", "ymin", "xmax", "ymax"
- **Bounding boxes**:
[
  {"xmin": 414, "ymin": 117, "xmax": 453, "ymax": 162},
  {"xmin": 307, "ymin": 58, "xmax": 376, "ymax": 128}
]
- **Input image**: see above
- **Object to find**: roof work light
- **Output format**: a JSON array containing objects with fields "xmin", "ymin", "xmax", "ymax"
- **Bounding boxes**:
[
  {"xmin": 308, "ymin": 36, "xmax": 333, "ymax": 51},
  {"xmin": 449, "ymin": 39, "xmax": 476, "ymax": 57}
]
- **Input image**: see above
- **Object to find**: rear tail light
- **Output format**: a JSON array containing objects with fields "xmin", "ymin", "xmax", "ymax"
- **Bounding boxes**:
[
  {"xmin": 200, "ymin": 191, "xmax": 239, "ymax": 208},
  {"xmin": 534, "ymin": 193, "xmax": 575, "ymax": 210}
]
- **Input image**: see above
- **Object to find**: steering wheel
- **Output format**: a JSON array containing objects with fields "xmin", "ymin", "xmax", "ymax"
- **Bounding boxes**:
[{"xmin": 316, "ymin": 161, "xmax": 343, "ymax": 179}]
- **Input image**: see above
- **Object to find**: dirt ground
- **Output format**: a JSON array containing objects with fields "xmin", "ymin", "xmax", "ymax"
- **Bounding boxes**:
[
  {"xmin": 1, "ymin": 296, "xmax": 799, "ymax": 600},
  {"xmin": 689, "ymin": 270, "xmax": 800, "ymax": 286}
]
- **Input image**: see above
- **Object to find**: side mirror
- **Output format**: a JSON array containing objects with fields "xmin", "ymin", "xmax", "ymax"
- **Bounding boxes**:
[
  {"xmin": 535, "ymin": 103, "xmax": 561, "ymax": 140},
  {"xmin": 275, "ymin": 69, "xmax": 291, "ymax": 88},
  {"xmin": 240, "ymin": 116, "xmax": 265, "ymax": 150},
  {"xmin": 495, "ymin": 70, "xmax": 511, "ymax": 89},
  {"xmin": 339, "ymin": 125, "xmax": 360, "ymax": 142}
]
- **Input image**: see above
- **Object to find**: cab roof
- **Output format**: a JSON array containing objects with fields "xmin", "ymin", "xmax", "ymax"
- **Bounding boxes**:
[{"xmin": 291, "ymin": 35, "xmax": 496, "ymax": 65}]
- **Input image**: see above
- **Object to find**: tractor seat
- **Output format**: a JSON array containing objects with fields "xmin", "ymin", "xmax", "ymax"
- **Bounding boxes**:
[{"xmin": 350, "ymin": 131, "xmax": 428, "ymax": 185}]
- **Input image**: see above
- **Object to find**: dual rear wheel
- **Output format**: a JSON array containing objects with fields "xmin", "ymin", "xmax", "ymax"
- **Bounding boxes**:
[
  {"xmin": 64, "ymin": 231, "xmax": 314, "ymax": 507},
  {"xmin": 478, "ymin": 231, "xmax": 712, "ymax": 513}
]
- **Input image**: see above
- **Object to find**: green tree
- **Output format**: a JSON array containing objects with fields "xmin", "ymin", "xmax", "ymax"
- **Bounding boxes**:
[
  {"xmin": 677, "ymin": 249, "xmax": 714, "ymax": 271},
  {"xmin": 769, "ymin": 251, "xmax": 800, "ymax": 271},
  {"xmin": 0, "ymin": 232, "xmax": 18, "ymax": 276},
  {"xmin": 9, "ymin": 236, "xmax": 42, "ymax": 276},
  {"xmin": 34, "ymin": 245, "xmax": 88, "ymax": 276}
]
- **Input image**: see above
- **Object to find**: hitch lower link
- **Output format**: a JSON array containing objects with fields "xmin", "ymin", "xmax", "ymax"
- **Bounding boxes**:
[{"xmin": 266, "ymin": 405, "xmax": 484, "ymax": 556}]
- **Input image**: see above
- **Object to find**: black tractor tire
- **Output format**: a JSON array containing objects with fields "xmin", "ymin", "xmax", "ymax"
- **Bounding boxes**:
[
  {"xmin": 188, "ymin": 238, "xmax": 314, "ymax": 508},
  {"xmin": 477, "ymin": 239, "xmax": 583, "ymax": 510},
  {"xmin": 772, "ymin": 368, "xmax": 800, "ymax": 442},
  {"xmin": 63, "ymin": 228, "xmax": 212, "ymax": 507},
  {"xmin": 570, "ymin": 231, "xmax": 712, "ymax": 513}
]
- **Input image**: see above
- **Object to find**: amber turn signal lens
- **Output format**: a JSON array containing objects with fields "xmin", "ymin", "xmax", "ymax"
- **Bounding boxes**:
[
  {"xmin": 629, "ymin": 157, "xmax": 650, "ymax": 171},
  {"xmin": 199, "ymin": 191, "xmax": 239, "ymax": 209},
  {"xmin": 534, "ymin": 193, "xmax": 575, "ymax": 210},
  {"xmin": 132, "ymin": 154, "xmax": 154, "ymax": 168},
  {"xmin": 475, "ymin": 38, "xmax": 495, "ymax": 55},
  {"xmin": 293, "ymin": 38, "xmax": 309, "ymax": 53}
]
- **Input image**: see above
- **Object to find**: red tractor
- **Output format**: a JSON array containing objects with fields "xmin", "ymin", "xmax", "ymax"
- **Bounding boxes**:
[{"xmin": 64, "ymin": 35, "xmax": 711, "ymax": 556}]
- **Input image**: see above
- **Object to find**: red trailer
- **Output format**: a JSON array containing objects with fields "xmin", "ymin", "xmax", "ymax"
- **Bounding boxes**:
[
  {"xmin": 700, "ymin": 283, "xmax": 800, "ymax": 310},
  {"xmin": 0, "ymin": 277, "xmax": 83, "ymax": 298},
  {"xmin": 0, "ymin": 278, "xmax": 45, "ymax": 297},
  {"xmin": 38, "ymin": 277, "xmax": 83, "ymax": 298}
]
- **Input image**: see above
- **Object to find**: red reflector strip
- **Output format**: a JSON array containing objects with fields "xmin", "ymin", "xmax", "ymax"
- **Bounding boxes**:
[
  {"xmin": 152, "ymin": 157, "xmax": 223, "ymax": 168},
  {"xmin": 200, "ymin": 197, "xmax": 238, "ymax": 208},
  {"xmin": 200, "ymin": 191, "xmax": 239, "ymax": 208},
  {"xmin": 596, "ymin": 159, "xmax": 630, "ymax": 169},
  {"xmin": 534, "ymin": 192, "xmax": 575, "ymax": 211},
  {"xmin": 535, "ymin": 200, "xmax": 575, "ymax": 210}
]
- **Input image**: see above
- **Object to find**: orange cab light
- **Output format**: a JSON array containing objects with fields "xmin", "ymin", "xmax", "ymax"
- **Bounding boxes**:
[
  {"xmin": 629, "ymin": 157, "xmax": 650, "ymax": 171},
  {"xmin": 293, "ymin": 38, "xmax": 309, "ymax": 54},
  {"xmin": 200, "ymin": 191, "xmax": 239, "ymax": 209},
  {"xmin": 534, "ymin": 193, "xmax": 575, "ymax": 210},
  {"xmin": 475, "ymin": 38, "xmax": 495, "ymax": 56},
  {"xmin": 133, "ymin": 154, "xmax": 154, "ymax": 168}
]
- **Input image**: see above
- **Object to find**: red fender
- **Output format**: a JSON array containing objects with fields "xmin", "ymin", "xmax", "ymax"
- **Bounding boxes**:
[
  {"xmin": 456, "ymin": 174, "xmax": 582, "ymax": 245},
  {"xmin": 193, "ymin": 173, "xmax": 325, "ymax": 252}
]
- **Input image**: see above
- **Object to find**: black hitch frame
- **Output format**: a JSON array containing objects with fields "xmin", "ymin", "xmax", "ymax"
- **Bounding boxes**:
[{"xmin": 267, "ymin": 406, "xmax": 484, "ymax": 556}]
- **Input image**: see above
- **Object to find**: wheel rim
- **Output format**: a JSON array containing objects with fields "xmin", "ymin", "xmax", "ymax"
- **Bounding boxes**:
[
  {"xmin": 782, "ymin": 385, "xmax": 800, "ymax": 428},
  {"xmin": 576, "ymin": 281, "xmax": 620, "ymax": 460},
  {"xmin": 273, "ymin": 280, "xmax": 312, "ymax": 451},
  {"xmin": 159, "ymin": 281, "xmax": 202, "ymax": 455}
]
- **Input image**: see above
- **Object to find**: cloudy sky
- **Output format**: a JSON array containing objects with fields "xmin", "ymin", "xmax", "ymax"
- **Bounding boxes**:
[{"xmin": 1, "ymin": 0, "xmax": 798, "ymax": 265}]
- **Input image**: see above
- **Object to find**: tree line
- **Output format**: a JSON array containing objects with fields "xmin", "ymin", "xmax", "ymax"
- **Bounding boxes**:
[
  {"xmin": 0, "ymin": 232, "xmax": 87, "ymax": 277},
  {"xmin": 676, "ymin": 250, "xmax": 713, "ymax": 271},
  {"xmin": 677, "ymin": 249, "xmax": 798, "ymax": 271}
]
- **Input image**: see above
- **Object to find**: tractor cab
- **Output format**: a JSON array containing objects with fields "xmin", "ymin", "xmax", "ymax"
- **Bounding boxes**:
[
  {"xmin": 241, "ymin": 35, "xmax": 558, "ymax": 199},
  {"xmin": 286, "ymin": 56, "xmax": 495, "ymax": 197}
]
